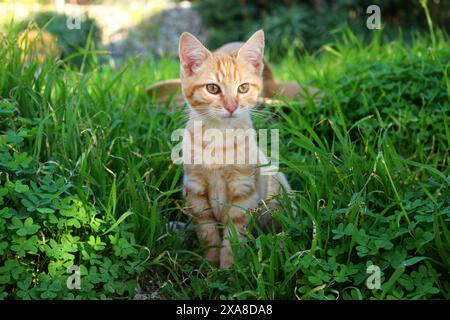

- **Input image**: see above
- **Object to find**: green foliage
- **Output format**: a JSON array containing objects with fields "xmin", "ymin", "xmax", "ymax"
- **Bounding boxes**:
[
  {"xmin": 261, "ymin": 3, "xmax": 350, "ymax": 58},
  {"xmin": 0, "ymin": 28, "xmax": 147, "ymax": 300},
  {"xmin": 193, "ymin": 0, "xmax": 449, "ymax": 58}
]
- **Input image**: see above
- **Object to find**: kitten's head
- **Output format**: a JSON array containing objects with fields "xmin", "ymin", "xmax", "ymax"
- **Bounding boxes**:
[{"xmin": 179, "ymin": 30, "xmax": 264, "ymax": 120}]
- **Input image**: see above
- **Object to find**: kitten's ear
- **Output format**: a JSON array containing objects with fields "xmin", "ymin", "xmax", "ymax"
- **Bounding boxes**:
[
  {"xmin": 237, "ymin": 30, "xmax": 265, "ymax": 74},
  {"xmin": 179, "ymin": 32, "xmax": 211, "ymax": 77}
]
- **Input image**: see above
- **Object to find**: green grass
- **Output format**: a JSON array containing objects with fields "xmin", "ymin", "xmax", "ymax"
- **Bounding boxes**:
[{"xmin": 0, "ymin": 25, "xmax": 449, "ymax": 299}]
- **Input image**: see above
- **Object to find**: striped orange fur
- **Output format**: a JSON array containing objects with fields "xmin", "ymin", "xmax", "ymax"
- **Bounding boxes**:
[{"xmin": 179, "ymin": 30, "xmax": 291, "ymax": 268}]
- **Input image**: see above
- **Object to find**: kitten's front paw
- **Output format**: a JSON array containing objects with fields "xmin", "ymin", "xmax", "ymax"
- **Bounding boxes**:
[
  {"xmin": 220, "ymin": 246, "xmax": 233, "ymax": 269},
  {"xmin": 205, "ymin": 247, "xmax": 220, "ymax": 265}
]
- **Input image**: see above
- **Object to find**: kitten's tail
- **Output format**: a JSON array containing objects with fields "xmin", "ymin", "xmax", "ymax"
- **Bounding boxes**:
[{"xmin": 265, "ymin": 81, "xmax": 323, "ymax": 103}]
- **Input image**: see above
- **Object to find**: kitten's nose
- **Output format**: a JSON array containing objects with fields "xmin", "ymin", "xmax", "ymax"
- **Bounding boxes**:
[{"xmin": 224, "ymin": 101, "xmax": 238, "ymax": 115}]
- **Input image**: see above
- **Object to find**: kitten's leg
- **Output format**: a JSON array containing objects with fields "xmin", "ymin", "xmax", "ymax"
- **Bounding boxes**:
[
  {"xmin": 186, "ymin": 193, "xmax": 221, "ymax": 264},
  {"xmin": 220, "ymin": 192, "xmax": 259, "ymax": 268}
]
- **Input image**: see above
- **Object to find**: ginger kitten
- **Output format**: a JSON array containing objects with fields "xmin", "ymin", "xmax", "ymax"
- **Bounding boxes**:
[{"xmin": 179, "ymin": 30, "xmax": 291, "ymax": 268}]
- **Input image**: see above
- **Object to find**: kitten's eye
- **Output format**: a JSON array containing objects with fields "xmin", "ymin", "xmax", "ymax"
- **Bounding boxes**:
[
  {"xmin": 206, "ymin": 84, "xmax": 220, "ymax": 94},
  {"xmin": 238, "ymin": 83, "xmax": 250, "ymax": 94}
]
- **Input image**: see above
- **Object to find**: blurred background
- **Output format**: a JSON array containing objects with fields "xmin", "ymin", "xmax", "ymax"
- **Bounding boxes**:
[{"xmin": 1, "ymin": 0, "xmax": 449, "ymax": 65}]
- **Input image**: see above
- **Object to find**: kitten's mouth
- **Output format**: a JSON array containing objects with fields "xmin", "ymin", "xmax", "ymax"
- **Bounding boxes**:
[
  {"xmin": 217, "ymin": 106, "xmax": 241, "ymax": 119},
  {"xmin": 222, "ymin": 113, "xmax": 237, "ymax": 119},
  {"xmin": 217, "ymin": 110, "xmax": 238, "ymax": 118}
]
